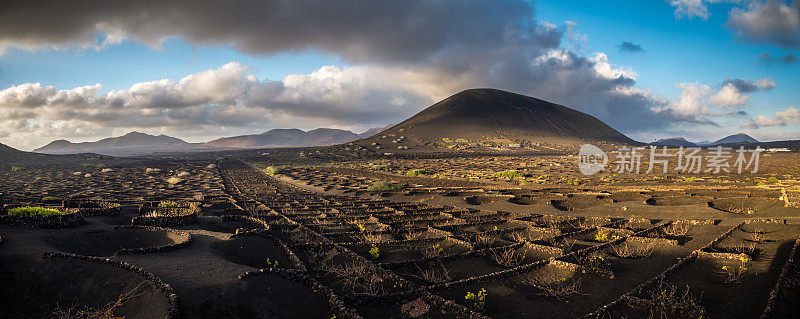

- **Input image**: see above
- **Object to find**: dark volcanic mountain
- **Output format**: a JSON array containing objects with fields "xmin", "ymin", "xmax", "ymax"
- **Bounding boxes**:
[
  {"xmin": 365, "ymin": 88, "xmax": 637, "ymax": 146},
  {"xmin": 652, "ymin": 137, "xmax": 697, "ymax": 147},
  {"xmin": 204, "ymin": 128, "xmax": 360, "ymax": 148},
  {"xmin": 34, "ymin": 132, "xmax": 202, "ymax": 155},
  {"xmin": 712, "ymin": 133, "xmax": 759, "ymax": 145}
]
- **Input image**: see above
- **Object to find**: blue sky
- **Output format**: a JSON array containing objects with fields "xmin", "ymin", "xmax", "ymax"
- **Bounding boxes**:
[
  {"xmin": 538, "ymin": 0, "xmax": 798, "ymax": 115},
  {"xmin": 1, "ymin": 0, "xmax": 798, "ymax": 150}
]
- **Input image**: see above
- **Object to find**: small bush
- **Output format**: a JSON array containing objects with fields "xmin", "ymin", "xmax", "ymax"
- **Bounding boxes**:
[
  {"xmin": 352, "ymin": 220, "xmax": 366, "ymax": 232},
  {"xmin": 406, "ymin": 169, "xmax": 429, "ymax": 177},
  {"xmin": 768, "ymin": 176, "xmax": 779, "ymax": 183},
  {"xmin": 158, "ymin": 201, "xmax": 182, "ymax": 208},
  {"xmin": 366, "ymin": 181, "xmax": 403, "ymax": 192},
  {"xmin": 594, "ymin": 229, "xmax": 621, "ymax": 242},
  {"xmin": 264, "ymin": 166, "xmax": 284, "ymax": 176},
  {"xmin": 720, "ymin": 256, "xmax": 749, "ymax": 284},
  {"xmin": 7, "ymin": 206, "xmax": 64, "ymax": 217},
  {"xmin": 369, "ymin": 164, "xmax": 389, "ymax": 171},
  {"xmin": 464, "ymin": 288, "xmax": 487, "ymax": 311},
  {"xmin": 11, "ymin": 166, "xmax": 25, "ymax": 172},
  {"xmin": 526, "ymin": 277, "xmax": 585, "ymax": 301},
  {"xmin": 79, "ymin": 162, "xmax": 105, "ymax": 170},
  {"xmin": 369, "ymin": 245, "xmax": 380, "ymax": 259},
  {"xmin": 421, "ymin": 243, "xmax": 445, "ymax": 258},
  {"xmin": 493, "ymin": 170, "xmax": 525, "ymax": 179}
]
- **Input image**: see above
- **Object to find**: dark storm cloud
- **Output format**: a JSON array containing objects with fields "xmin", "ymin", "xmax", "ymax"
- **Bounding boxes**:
[
  {"xmin": 617, "ymin": 42, "xmax": 643, "ymax": 52},
  {"xmin": 0, "ymin": 0, "xmax": 553, "ymax": 64},
  {"xmin": 756, "ymin": 52, "xmax": 799, "ymax": 65},
  {"xmin": 727, "ymin": 0, "xmax": 800, "ymax": 49},
  {"xmin": 721, "ymin": 78, "xmax": 776, "ymax": 93}
]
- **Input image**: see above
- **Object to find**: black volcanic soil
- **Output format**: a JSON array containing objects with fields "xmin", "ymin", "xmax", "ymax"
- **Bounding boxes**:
[
  {"xmin": 211, "ymin": 235, "xmax": 292, "ymax": 268},
  {"xmin": 3, "ymin": 150, "xmax": 800, "ymax": 318},
  {"xmin": 0, "ymin": 255, "xmax": 171, "ymax": 319},
  {"xmin": 48, "ymin": 227, "xmax": 180, "ymax": 256}
]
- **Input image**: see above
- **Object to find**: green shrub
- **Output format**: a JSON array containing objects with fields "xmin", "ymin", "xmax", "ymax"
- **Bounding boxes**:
[
  {"xmin": 465, "ymin": 288, "xmax": 487, "ymax": 311},
  {"xmin": 158, "ymin": 200, "xmax": 181, "ymax": 208},
  {"xmin": 264, "ymin": 166, "xmax": 284, "ymax": 176},
  {"xmin": 366, "ymin": 181, "xmax": 404, "ymax": 192},
  {"xmin": 79, "ymin": 162, "xmax": 106, "ymax": 170},
  {"xmin": 7, "ymin": 206, "xmax": 64, "ymax": 217},
  {"xmin": 594, "ymin": 229, "xmax": 621, "ymax": 242},
  {"xmin": 493, "ymin": 170, "xmax": 525, "ymax": 180},
  {"xmin": 11, "ymin": 166, "xmax": 24, "ymax": 172},
  {"xmin": 768, "ymin": 176, "xmax": 779, "ymax": 183},
  {"xmin": 369, "ymin": 245, "xmax": 380, "ymax": 259},
  {"xmin": 369, "ymin": 164, "xmax": 389, "ymax": 171},
  {"xmin": 406, "ymin": 169, "xmax": 429, "ymax": 177}
]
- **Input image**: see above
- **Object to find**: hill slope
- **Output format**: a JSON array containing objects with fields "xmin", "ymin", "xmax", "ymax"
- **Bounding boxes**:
[
  {"xmin": 204, "ymin": 128, "xmax": 360, "ymax": 148},
  {"xmin": 0, "ymin": 142, "xmax": 30, "ymax": 163},
  {"xmin": 358, "ymin": 124, "xmax": 394, "ymax": 139},
  {"xmin": 1, "ymin": 142, "xmax": 97, "ymax": 166},
  {"xmin": 652, "ymin": 138, "xmax": 697, "ymax": 147},
  {"xmin": 712, "ymin": 133, "xmax": 759, "ymax": 145},
  {"xmin": 204, "ymin": 129, "xmax": 306, "ymax": 148},
  {"xmin": 359, "ymin": 88, "xmax": 637, "ymax": 150}
]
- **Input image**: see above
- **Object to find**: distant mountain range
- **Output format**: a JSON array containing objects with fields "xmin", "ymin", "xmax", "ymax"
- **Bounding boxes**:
[
  {"xmin": 33, "ymin": 126, "xmax": 390, "ymax": 155},
  {"xmin": 651, "ymin": 133, "xmax": 759, "ymax": 147},
  {"xmin": 34, "ymin": 132, "xmax": 203, "ymax": 155}
]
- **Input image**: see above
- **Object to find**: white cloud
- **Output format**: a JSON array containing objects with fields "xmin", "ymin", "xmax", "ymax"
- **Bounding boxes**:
[
  {"xmin": 710, "ymin": 83, "xmax": 750, "ymax": 106},
  {"xmin": 669, "ymin": 0, "xmax": 742, "ymax": 19},
  {"xmin": 669, "ymin": 82, "xmax": 714, "ymax": 116},
  {"xmin": 670, "ymin": 0, "xmax": 714, "ymax": 19},
  {"xmin": 590, "ymin": 52, "xmax": 638, "ymax": 81},
  {"xmin": 658, "ymin": 77, "xmax": 776, "ymax": 123},
  {"xmin": 744, "ymin": 107, "xmax": 800, "ymax": 128}
]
